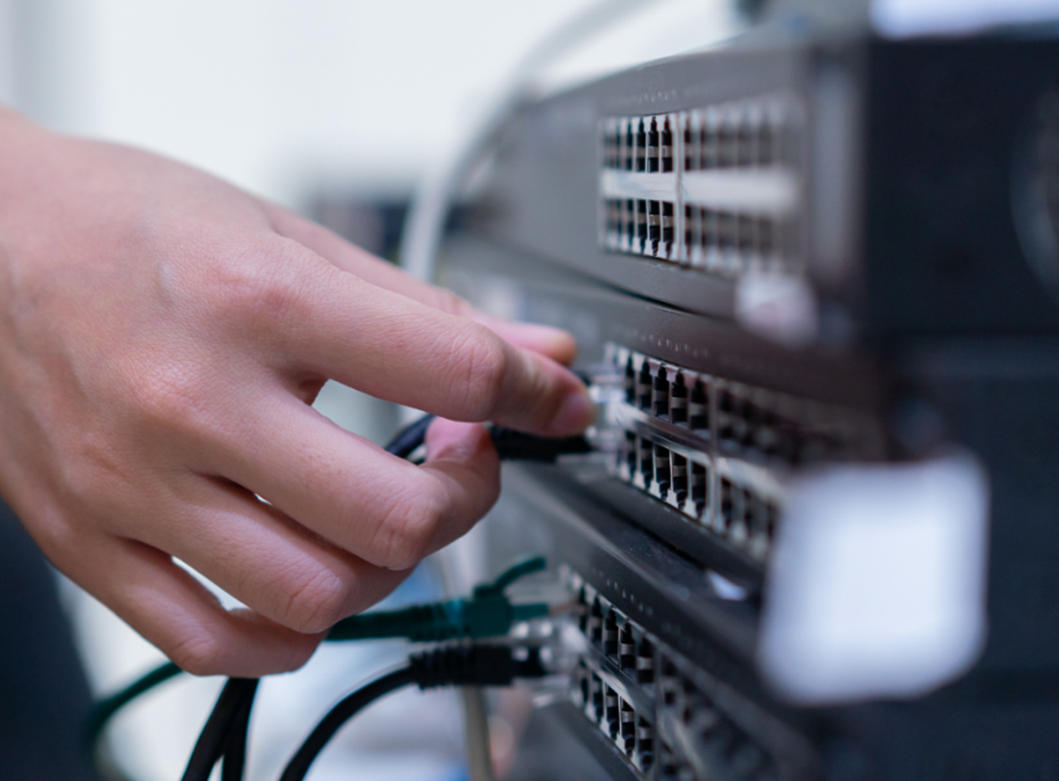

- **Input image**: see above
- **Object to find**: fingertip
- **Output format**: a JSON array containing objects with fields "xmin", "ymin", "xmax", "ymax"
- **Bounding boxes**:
[{"xmin": 547, "ymin": 384, "xmax": 596, "ymax": 436}]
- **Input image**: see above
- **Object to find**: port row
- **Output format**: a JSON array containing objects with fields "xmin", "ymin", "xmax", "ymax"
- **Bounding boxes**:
[
  {"xmin": 567, "ymin": 570, "xmax": 781, "ymax": 781},
  {"xmin": 611, "ymin": 344, "xmax": 857, "ymax": 466},
  {"xmin": 603, "ymin": 114, "xmax": 676, "ymax": 174},
  {"xmin": 619, "ymin": 432, "xmax": 776, "ymax": 561},
  {"xmin": 682, "ymin": 206, "xmax": 789, "ymax": 277},
  {"xmin": 601, "ymin": 98, "xmax": 794, "ymax": 173},
  {"xmin": 682, "ymin": 99, "xmax": 794, "ymax": 172},
  {"xmin": 603, "ymin": 198, "xmax": 677, "ymax": 260}
]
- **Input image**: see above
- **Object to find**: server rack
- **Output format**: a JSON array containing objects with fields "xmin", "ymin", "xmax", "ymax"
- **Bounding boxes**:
[{"xmin": 430, "ymin": 2, "xmax": 1059, "ymax": 778}]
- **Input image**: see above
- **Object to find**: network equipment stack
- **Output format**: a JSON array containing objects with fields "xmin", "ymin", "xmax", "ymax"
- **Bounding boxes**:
[{"xmin": 431, "ymin": 1, "xmax": 1059, "ymax": 778}]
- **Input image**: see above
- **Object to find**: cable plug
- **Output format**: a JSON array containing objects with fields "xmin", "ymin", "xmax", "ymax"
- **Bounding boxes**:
[
  {"xmin": 489, "ymin": 426, "xmax": 592, "ymax": 461},
  {"xmin": 410, "ymin": 643, "xmax": 547, "ymax": 689},
  {"xmin": 327, "ymin": 556, "xmax": 551, "ymax": 642}
]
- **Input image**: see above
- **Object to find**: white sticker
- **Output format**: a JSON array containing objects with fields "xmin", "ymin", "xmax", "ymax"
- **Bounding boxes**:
[
  {"xmin": 757, "ymin": 452, "xmax": 989, "ymax": 705},
  {"xmin": 872, "ymin": 0, "xmax": 1059, "ymax": 38}
]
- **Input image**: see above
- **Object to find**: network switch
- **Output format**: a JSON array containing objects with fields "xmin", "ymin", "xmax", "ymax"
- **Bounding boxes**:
[{"xmin": 429, "ymin": 3, "xmax": 1059, "ymax": 778}]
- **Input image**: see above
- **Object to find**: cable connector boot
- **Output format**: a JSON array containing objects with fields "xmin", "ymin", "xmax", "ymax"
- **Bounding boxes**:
[{"xmin": 327, "ymin": 556, "xmax": 550, "ymax": 642}]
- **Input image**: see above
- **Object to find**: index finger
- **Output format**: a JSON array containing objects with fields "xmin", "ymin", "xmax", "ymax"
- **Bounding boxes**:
[
  {"xmin": 247, "ymin": 250, "xmax": 592, "ymax": 436},
  {"xmin": 262, "ymin": 204, "xmax": 578, "ymax": 365}
]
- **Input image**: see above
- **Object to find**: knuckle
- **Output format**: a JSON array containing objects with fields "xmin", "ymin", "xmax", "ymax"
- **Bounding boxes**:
[
  {"xmin": 125, "ymin": 360, "xmax": 211, "ymax": 437},
  {"xmin": 373, "ymin": 487, "xmax": 445, "ymax": 571},
  {"xmin": 204, "ymin": 243, "xmax": 311, "ymax": 328},
  {"xmin": 449, "ymin": 328, "xmax": 507, "ymax": 420},
  {"xmin": 277, "ymin": 564, "xmax": 350, "ymax": 633}
]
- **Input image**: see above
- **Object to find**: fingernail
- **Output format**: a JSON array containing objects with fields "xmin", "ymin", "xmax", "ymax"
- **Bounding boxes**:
[{"xmin": 550, "ymin": 388, "xmax": 595, "ymax": 435}]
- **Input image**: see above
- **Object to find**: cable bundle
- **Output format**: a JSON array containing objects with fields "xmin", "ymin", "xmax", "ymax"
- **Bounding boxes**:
[{"xmin": 87, "ymin": 412, "xmax": 587, "ymax": 781}]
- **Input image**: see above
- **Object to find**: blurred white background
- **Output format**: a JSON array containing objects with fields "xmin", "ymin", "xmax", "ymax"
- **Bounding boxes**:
[{"xmin": 0, "ymin": 1, "xmax": 739, "ymax": 779}]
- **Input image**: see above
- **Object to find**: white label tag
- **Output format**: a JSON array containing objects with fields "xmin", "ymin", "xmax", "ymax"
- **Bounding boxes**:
[
  {"xmin": 757, "ymin": 453, "xmax": 989, "ymax": 705},
  {"xmin": 872, "ymin": 0, "xmax": 1059, "ymax": 38}
]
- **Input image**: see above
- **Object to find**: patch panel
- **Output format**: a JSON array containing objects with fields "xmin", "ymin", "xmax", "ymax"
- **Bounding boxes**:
[
  {"xmin": 598, "ymin": 96, "xmax": 801, "ymax": 278},
  {"xmin": 566, "ymin": 569, "xmax": 801, "ymax": 781},
  {"xmin": 596, "ymin": 343, "xmax": 868, "ymax": 561}
]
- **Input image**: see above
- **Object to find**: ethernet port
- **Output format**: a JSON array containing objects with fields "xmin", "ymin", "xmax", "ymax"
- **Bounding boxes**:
[
  {"xmin": 660, "ymin": 743, "xmax": 681, "ymax": 781},
  {"xmin": 578, "ymin": 668, "xmax": 590, "ymax": 709},
  {"xmin": 659, "ymin": 658, "xmax": 680, "ymax": 705},
  {"xmin": 718, "ymin": 212, "xmax": 736, "ymax": 254},
  {"xmin": 624, "ymin": 199, "xmax": 636, "ymax": 248},
  {"xmin": 662, "ymin": 201, "xmax": 675, "ymax": 254},
  {"xmin": 588, "ymin": 595, "xmax": 604, "ymax": 644},
  {"xmin": 638, "ymin": 436, "xmax": 654, "ymax": 487},
  {"xmin": 620, "ymin": 699, "xmax": 637, "ymax": 755},
  {"xmin": 648, "ymin": 200, "xmax": 661, "ymax": 253},
  {"xmin": 758, "ymin": 121, "xmax": 775, "ymax": 166},
  {"xmin": 702, "ymin": 112, "xmax": 719, "ymax": 168},
  {"xmin": 624, "ymin": 431, "xmax": 637, "ymax": 478},
  {"xmin": 623, "ymin": 355, "xmax": 636, "ymax": 404},
  {"xmin": 683, "ymin": 204, "xmax": 697, "ymax": 253},
  {"xmin": 717, "ymin": 118, "xmax": 736, "ymax": 167},
  {"xmin": 683, "ymin": 115, "xmax": 698, "ymax": 171},
  {"xmin": 689, "ymin": 460, "xmax": 708, "ymax": 519},
  {"xmin": 689, "ymin": 379, "xmax": 709, "ymax": 431},
  {"xmin": 636, "ymin": 635, "xmax": 656, "ymax": 684},
  {"xmin": 755, "ymin": 405, "xmax": 780, "ymax": 456},
  {"xmin": 637, "ymin": 361, "xmax": 653, "ymax": 410},
  {"xmin": 636, "ymin": 717, "xmax": 655, "ymax": 770},
  {"xmin": 577, "ymin": 585, "xmax": 591, "ymax": 635},
  {"xmin": 619, "ymin": 622, "xmax": 637, "ymax": 672},
  {"xmin": 736, "ymin": 117, "xmax": 753, "ymax": 166},
  {"xmin": 730, "ymin": 487, "xmax": 751, "ymax": 545},
  {"xmin": 653, "ymin": 443, "xmax": 672, "ymax": 496},
  {"xmin": 670, "ymin": 372, "xmax": 689, "ymax": 424},
  {"xmin": 605, "ymin": 685, "xmax": 621, "ymax": 738},
  {"xmin": 743, "ymin": 396, "xmax": 765, "ymax": 450},
  {"xmin": 748, "ymin": 493, "xmax": 770, "ymax": 559},
  {"xmin": 720, "ymin": 478, "xmax": 735, "ymax": 533},
  {"xmin": 635, "ymin": 119, "xmax": 647, "ymax": 172},
  {"xmin": 737, "ymin": 214, "xmax": 754, "ymax": 257},
  {"xmin": 636, "ymin": 199, "xmax": 648, "ymax": 252},
  {"xmin": 623, "ymin": 121, "xmax": 634, "ymax": 171},
  {"xmin": 604, "ymin": 607, "xmax": 620, "ymax": 656},
  {"xmin": 759, "ymin": 216, "xmax": 775, "ymax": 259},
  {"xmin": 661, "ymin": 117, "xmax": 674, "ymax": 173},
  {"xmin": 591, "ymin": 672, "xmax": 605, "ymax": 722},
  {"xmin": 670, "ymin": 452, "xmax": 688, "ymax": 506},
  {"xmin": 653, "ymin": 367, "xmax": 670, "ymax": 419},
  {"xmin": 718, "ymin": 388, "xmax": 736, "ymax": 444},
  {"xmin": 647, "ymin": 118, "xmax": 660, "ymax": 173},
  {"xmin": 701, "ymin": 208, "xmax": 717, "ymax": 254}
]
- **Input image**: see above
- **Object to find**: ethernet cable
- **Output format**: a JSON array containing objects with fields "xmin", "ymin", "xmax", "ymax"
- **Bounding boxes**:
[
  {"xmin": 85, "ymin": 555, "xmax": 558, "ymax": 759},
  {"xmin": 278, "ymin": 643, "xmax": 549, "ymax": 781}
]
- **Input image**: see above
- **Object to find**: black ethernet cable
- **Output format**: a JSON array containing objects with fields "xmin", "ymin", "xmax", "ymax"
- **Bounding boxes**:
[
  {"xmin": 279, "ymin": 643, "xmax": 548, "ymax": 781},
  {"xmin": 181, "ymin": 677, "xmax": 259, "ymax": 781},
  {"xmin": 220, "ymin": 677, "xmax": 257, "ymax": 781}
]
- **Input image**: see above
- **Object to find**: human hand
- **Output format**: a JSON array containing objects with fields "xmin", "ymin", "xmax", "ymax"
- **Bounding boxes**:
[{"xmin": 0, "ymin": 108, "xmax": 591, "ymax": 677}]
